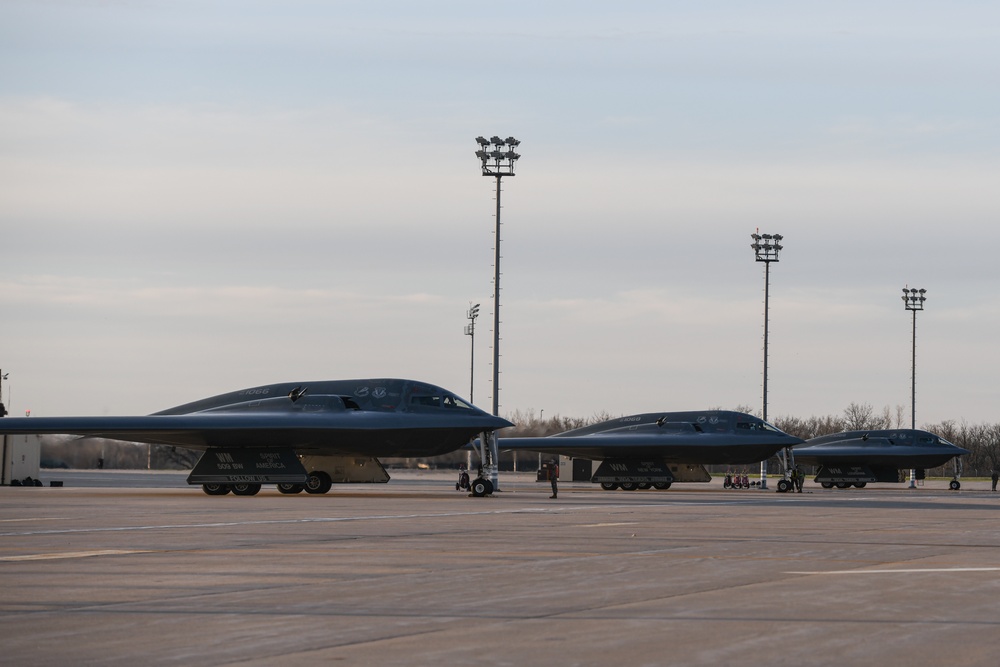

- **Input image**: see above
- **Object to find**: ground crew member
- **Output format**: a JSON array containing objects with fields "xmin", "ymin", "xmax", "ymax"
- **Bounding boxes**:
[{"xmin": 548, "ymin": 460, "xmax": 558, "ymax": 499}]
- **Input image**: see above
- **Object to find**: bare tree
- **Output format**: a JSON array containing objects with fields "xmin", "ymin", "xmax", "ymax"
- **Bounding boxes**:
[{"xmin": 842, "ymin": 402, "xmax": 889, "ymax": 430}]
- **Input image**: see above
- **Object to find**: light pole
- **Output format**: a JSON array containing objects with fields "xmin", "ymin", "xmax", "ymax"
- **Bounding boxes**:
[
  {"xmin": 902, "ymin": 286, "xmax": 927, "ymax": 489},
  {"xmin": 464, "ymin": 303, "xmax": 480, "ymax": 403},
  {"xmin": 0, "ymin": 370, "xmax": 8, "ymax": 417},
  {"xmin": 751, "ymin": 231, "xmax": 783, "ymax": 489},
  {"xmin": 1, "ymin": 371, "xmax": 8, "ymax": 485},
  {"xmin": 474, "ymin": 135, "xmax": 520, "ymax": 493},
  {"xmin": 475, "ymin": 135, "xmax": 519, "ymax": 417}
]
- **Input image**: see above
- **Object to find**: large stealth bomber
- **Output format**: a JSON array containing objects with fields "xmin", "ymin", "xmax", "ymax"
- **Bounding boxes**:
[
  {"xmin": 499, "ymin": 410, "xmax": 803, "ymax": 490},
  {"xmin": 792, "ymin": 429, "xmax": 969, "ymax": 489},
  {"xmin": 0, "ymin": 379, "xmax": 512, "ymax": 497}
]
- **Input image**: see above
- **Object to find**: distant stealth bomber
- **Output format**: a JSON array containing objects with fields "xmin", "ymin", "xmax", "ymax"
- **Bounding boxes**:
[
  {"xmin": 499, "ymin": 410, "xmax": 804, "ymax": 490},
  {"xmin": 792, "ymin": 429, "xmax": 969, "ymax": 489}
]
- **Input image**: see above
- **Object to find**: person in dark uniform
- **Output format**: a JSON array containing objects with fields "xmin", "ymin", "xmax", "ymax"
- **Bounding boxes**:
[
  {"xmin": 992, "ymin": 470, "xmax": 998, "ymax": 492},
  {"xmin": 548, "ymin": 460, "xmax": 558, "ymax": 499}
]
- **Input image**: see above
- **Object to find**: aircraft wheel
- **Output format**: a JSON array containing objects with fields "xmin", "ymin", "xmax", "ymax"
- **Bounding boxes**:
[
  {"xmin": 202, "ymin": 483, "xmax": 230, "ymax": 496},
  {"xmin": 619, "ymin": 482, "xmax": 638, "ymax": 491},
  {"xmin": 653, "ymin": 482, "xmax": 671, "ymax": 490},
  {"xmin": 232, "ymin": 482, "xmax": 261, "ymax": 496},
  {"xmin": 835, "ymin": 482, "xmax": 851, "ymax": 489},
  {"xmin": 637, "ymin": 482, "xmax": 652, "ymax": 490},
  {"xmin": 821, "ymin": 482, "xmax": 834, "ymax": 489},
  {"xmin": 277, "ymin": 483, "xmax": 304, "ymax": 494},
  {"xmin": 949, "ymin": 480, "xmax": 961, "ymax": 490},
  {"xmin": 776, "ymin": 479, "xmax": 791, "ymax": 493},
  {"xmin": 853, "ymin": 482, "xmax": 867, "ymax": 488},
  {"xmin": 305, "ymin": 471, "xmax": 333, "ymax": 495},
  {"xmin": 600, "ymin": 482, "xmax": 619, "ymax": 491},
  {"xmin": 470, "ymin": 478, "xmax": 493, "ymax": 497}
]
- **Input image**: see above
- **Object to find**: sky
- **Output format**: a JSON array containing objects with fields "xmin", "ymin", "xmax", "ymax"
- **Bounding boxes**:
[{"xmin": 2, "ymin": 1, "xmax": 999, "ymax": 427}]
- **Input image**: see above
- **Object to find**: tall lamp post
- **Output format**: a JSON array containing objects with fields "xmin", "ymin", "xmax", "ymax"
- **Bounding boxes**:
[
  {"xmin": 464, "ymin": 303, "xmax": 480, "ymax": 403},
  {"xmin": 902, "ymin": 286, "xmax": 927, "ymax": 489},
  {"xmin": 1, "ymin": 371, "xmax": 8, "ymax": 486},
  {"xmin": 751, "ymin": 231, "xmax": 783, "ymax": 489},
  {"xmin": 0, "ymin": 370, "xmax": 8, "ymax": 417},
  {"xmin": 474, "ymin": 135, "xmax": 520, "ymax": 493},
  {"xmin": 475, "ymin": 135, "xmax": 520, "ymax": 417}
]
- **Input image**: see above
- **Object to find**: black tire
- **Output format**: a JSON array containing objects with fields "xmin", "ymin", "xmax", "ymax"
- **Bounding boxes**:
[
  {"xmin": 471, "ymin": 478, "xmax": 489, "ymax": 497},
  {"xmin": 653, "ymin": 482, "xmax": 671, "ymax": 490},
  {"xmin": 821, "ymin": 482, "xmax": 834, "ymax": 489},
  {"xmin": 619, "ymin": 481, "xmax": 638, "ymax": 491},
  {"xmin": 949, "ymin": 480, "xmax": 961, "ymax": 490},
  {"xmin": 835, "ymin": 482, "xmax": 851, "ymax": 489},
  {"xmin": 600, "ymin": 482, "xmax": 619, "ymax": 491},
  {"xmin": 202, "ymin": 483, "xmax": 231, "ymax": 496},
  {"xmin": 305, "ymin": 471, "xmax": 333, "ymax": 495},
  {"xmin": 637, "ymin": 482, "xmax": 652, "ymax": 490},
  {"xmin": 776, "ymin": 479, "xmax": 791, "ymax": 493},
  {"xmin": 853, "ymin": 482, "xmax": 867, "ymax": 488},
  {"xmin": 232, "ymin": 482, "xmax": 261, "ymax": 496},
  {"xmin": 277, "ymin": 483, "xmax": 304, "ymax": 494}
]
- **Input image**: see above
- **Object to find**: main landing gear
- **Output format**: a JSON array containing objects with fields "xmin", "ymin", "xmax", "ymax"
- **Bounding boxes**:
[
  {"xmin": 598, "ymin": 481, "xmax": 672, "ymax": 491},
  {"xmin": 200, "ymin": 471, "xmax": 330, "ymax": 497},
  {"xmin": 465, "ymin": 430, "xmax": 499, "ymax": 497},
  {"xmin": 470, "ymin": 477, "xmax": 494, "ymax": 497},
  {"xmin": 201, "ymin": 482, "xmax": 263, "ymax": 496}
]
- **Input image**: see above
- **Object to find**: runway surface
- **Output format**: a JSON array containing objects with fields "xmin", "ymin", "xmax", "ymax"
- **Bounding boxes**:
[{"xmin": 2, "ymin": 472, "xmax": 1000, "ymax": 666}]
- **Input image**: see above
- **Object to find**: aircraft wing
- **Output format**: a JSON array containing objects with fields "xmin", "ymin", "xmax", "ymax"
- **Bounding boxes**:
[
  {"xmin": 0, "ymin": 411, "xmax": 510, "ymax": 458},
  {"xmin": 792, "ymin": 430, "xmax": 970, "ymax": 469},
  {"xmin": 499, "ymin": 433, "xmax": 789, "ymax": 465}
]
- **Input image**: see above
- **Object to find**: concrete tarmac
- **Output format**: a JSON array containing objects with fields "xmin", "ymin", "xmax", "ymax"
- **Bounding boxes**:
[{"xmin": 2, "ymin": 472, "xmax": 1000, "ymax": 666}]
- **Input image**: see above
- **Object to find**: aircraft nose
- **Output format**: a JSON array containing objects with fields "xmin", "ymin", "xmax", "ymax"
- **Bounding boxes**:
[{"xmin": 489, "ymin": 415, "xmax": 515, "ymax": 430}]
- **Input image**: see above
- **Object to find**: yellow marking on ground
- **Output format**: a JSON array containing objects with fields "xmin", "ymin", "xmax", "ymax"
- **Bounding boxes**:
[
  {"xmin": 0, "ymin": 517, "xmax": 68, "ymax": 523},
  {"xmin": 0, "ymin": 550, "xmax": 153, "ymax": 562}
]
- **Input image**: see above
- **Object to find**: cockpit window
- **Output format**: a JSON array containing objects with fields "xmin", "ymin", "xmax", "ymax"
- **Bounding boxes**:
[
  {"xmin": 411, "ymin": 395, "xmax": 442, "ymax": 408},
  {"xmin": 736, "ymin": 420, "xmax": 781, "ymax": 432},
  {"xmin": 442, "ymin": 395, "xmax": 473, "ymax": 409},
  {"xmin": 410, "ymin": 394, "xmax": 473, "ymax": 409}
]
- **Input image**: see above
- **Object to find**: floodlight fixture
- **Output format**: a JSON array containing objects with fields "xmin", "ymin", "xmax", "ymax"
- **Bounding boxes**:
[
  {"xmin": 751, "ymin": 231, "xmax": 783, "ymax": 263},
  {"xmin": 475, "ymin": 135, "xmax": 520, "ymax": 177},
  {"xmin": 902, "ymin": 287, "xmax": 927, "ymax": 312}
]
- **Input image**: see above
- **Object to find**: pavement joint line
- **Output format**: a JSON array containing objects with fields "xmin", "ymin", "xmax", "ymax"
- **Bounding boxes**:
[
  {"xmin": 0, "ymin": 501, "xmax": 748, "ymax": 537},
  {"xmin": 0, "ymin": 549, "xmax": 155, "ymax": 562},
  {"xmin": 786, "ymin": 567, "xmax": 1000, "ymax": 574}
]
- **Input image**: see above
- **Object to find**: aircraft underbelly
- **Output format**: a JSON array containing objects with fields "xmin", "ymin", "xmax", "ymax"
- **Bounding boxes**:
[
  {"xmin": 169, "ymin": 427, "xmax": 482, "ymax": 458},
  {"xmin": 524, "ymin": 443, "xmax": 782, "ymax": 465},
  {"xmin": 187, "ymin": 448, "xmax": 308, "ymax": 485},
  {"xmin": 299, "ymin": 455, "xmax": 390, "ymax": 483},
  {"xmin": 813, "ymin": 465, "xmax": 902, "ymax": 484},
  {"xmin": 591, "ymin": 459, "xmax": 712, "ymax": 484}
]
